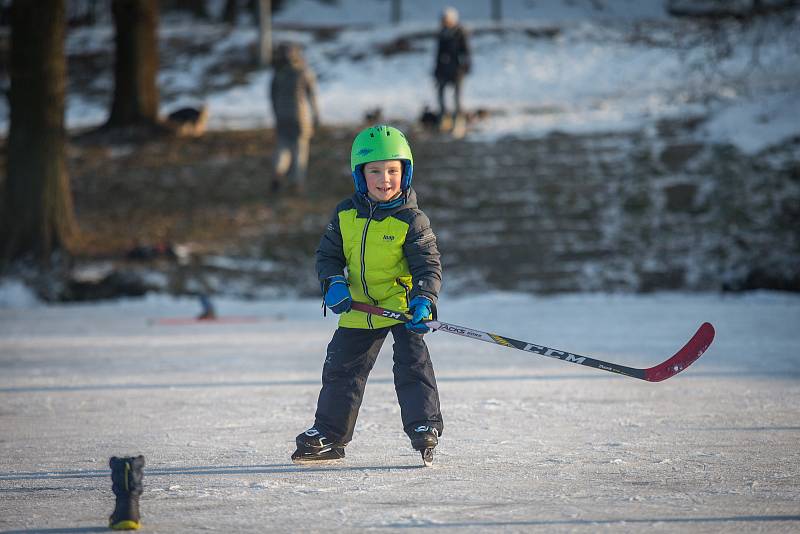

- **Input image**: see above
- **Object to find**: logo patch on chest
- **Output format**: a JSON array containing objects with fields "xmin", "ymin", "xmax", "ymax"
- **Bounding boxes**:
[{"xmin": 383, "ymin": 235, "xmax": 395, "ymax": 241}]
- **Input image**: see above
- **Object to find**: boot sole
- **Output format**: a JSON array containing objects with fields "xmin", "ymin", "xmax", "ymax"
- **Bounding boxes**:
[{"xmin": 110, "ymin": 519, "xmax": 140, "ymax": 530}]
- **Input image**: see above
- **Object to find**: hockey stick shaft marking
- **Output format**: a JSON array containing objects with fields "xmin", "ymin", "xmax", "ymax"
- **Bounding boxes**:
[{"xmin": 349, "ymin": 301, "xmax": 714, "ymax": 382}]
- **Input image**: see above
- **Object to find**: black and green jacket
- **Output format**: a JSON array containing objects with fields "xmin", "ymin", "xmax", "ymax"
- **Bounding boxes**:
[{"xmin": 316, "ymin": 189, "xmax": 442, "ymax": 329}]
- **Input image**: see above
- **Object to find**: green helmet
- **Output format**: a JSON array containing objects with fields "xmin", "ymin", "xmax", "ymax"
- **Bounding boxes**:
[{"xmin": 350, "ymin": 125, "xmax": 414, "ymax": 194}]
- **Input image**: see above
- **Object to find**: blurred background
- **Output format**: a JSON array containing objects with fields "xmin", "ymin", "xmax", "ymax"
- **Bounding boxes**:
[{"xmin": 0, "ymin": 0, "xmax": 798, "ymax": 306}]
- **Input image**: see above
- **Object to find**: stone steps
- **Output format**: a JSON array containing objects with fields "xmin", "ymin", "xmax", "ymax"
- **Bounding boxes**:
[{"xmin": 174, "ymin": 126, "xmax": 800, "ymax": 296}]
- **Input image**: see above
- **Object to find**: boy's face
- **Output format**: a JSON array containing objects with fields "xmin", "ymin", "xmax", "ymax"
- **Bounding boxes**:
[{"xmin": 363, "ymin": 159, "xmax": 403, "ymax": 202}]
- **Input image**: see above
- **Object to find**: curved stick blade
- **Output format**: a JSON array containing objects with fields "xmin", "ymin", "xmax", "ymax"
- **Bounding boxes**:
[{"xmin": 644, "ymin": 322, "xmax": 715, "ymax": 382}]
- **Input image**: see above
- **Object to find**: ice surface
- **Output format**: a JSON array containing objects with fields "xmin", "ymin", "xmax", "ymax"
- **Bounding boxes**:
[{"xmin": 1, "ymin": 292, "xmax": 799, "ymax": 531}]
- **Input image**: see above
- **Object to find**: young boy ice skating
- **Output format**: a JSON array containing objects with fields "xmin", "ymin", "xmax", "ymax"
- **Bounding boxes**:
[{"xmin": 292, "ymin": 125, "xmax": 443, "ymax": 465}]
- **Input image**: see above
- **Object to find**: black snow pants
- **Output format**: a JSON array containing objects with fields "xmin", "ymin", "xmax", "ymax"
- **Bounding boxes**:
[{"xmin": 313, "ymin": 324, "xmax": 443, "ymax": 445}]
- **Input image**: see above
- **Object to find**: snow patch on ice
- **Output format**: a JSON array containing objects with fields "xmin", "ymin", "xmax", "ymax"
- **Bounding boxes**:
[{"xmin": 0, "ymin": 278, "xmax": 39, "ymax": 308}]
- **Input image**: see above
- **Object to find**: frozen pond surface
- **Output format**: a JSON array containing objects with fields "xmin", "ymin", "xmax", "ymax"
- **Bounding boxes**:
[{"xmin": 1, "ymin": 292, "xmax": 799, "ymax": 532}]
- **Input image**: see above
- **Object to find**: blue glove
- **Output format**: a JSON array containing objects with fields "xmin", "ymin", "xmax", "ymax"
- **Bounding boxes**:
[
  {"xmin": 324, "ymin": 275, "xmax": 352, "ymax": 314},
  {"xmin": 406, "ymin": 296, "xmax": 433, "ymax": 334}
]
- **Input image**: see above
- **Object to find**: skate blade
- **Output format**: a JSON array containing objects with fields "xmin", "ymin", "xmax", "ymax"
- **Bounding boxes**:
[
  {"xmin": 291, "ymin": 456, "xmax": 345, "ymax": 465},
  {"xmin": 421, "ymin": 448, "xmax": 434, "ymax": 467}
]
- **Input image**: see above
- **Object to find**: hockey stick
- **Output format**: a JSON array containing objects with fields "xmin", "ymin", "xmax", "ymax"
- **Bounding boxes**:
[{"xmin": 350, "ymin": 301, "xmax": 715, "ymax": 382}]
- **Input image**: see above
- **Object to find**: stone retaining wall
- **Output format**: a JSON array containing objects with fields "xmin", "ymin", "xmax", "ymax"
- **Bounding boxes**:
[{"xmin": 408, "ymin": 121, "xmax": 799, "ymax": 294}]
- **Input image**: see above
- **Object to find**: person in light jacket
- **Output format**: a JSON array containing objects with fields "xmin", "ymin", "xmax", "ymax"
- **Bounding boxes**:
[{"xmin": 269, "ymin": 43, "xmax": 320, "ymax": 193}]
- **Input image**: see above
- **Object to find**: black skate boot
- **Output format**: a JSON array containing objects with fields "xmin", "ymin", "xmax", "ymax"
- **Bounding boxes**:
[
  {"xmin": 291, "ymin": 427, "xmax": 345, "ymax": 463},
  {"xmin": 410, "ymin": 425, "xmax": 439, "ymax": 467},
  {"xmin": 108, "ymin": 455, "xmax": 145, "ymax": 530}
]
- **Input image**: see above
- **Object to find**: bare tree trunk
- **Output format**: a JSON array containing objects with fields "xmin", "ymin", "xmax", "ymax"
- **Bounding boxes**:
[
  {"xmin": 491, "ymin": 0, "xmax": 502, "ymax": 23},
  {"xmin": 257, "ymin": 0, "xmax": 271, "ymax": 66},
  {"xmin": 391, "ymin": 0, "xmax": 401, "ymax": 24},
  {"xmin": 222, "ymin": 0, "xmax": 238, "ymax": 24},
  {"xmin": 106, "ymin": 0, "xmax": 160, "ymax": 127},
  {"xmin": 168, "ymin": 0, "xmax": 208, "ymax": 18},
  {"xmin": 2, "ymin": 0, "xmax": 78, "ymax": 262}
]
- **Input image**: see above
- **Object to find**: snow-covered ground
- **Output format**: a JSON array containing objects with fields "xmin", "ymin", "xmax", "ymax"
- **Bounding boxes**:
[
  {"xmin": 218, "ymin": 0, "xmax": 800, "ymax": 154},
  {"xmin": 2, "ymin": 0, "xmax": 799, "ymax": 155},
  {"xmin": 1, "ymin": 291, "xmax": 799, "ymax": 531}
]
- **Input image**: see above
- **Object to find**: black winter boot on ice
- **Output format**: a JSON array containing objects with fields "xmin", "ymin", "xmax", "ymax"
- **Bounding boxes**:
[
  {"xmin": 291, "ymin": 427, "xmax": 345, "ymax": 463},
  {"xmin": 109, "ymin": 455, "xmax": 145, "ymax": 530},
  {"xmin": 410, "ymin": 425, "xmax": 439, "ymax": 467}
]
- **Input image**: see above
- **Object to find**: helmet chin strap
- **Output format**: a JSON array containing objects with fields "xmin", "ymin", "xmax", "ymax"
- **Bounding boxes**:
[
  {"xmin": 352, "ymin": 169, "xmax": 367, "ymax": 194},
  {"xmin": 401, "ymin": 162, "xmax": 414, "ymax": 191}
]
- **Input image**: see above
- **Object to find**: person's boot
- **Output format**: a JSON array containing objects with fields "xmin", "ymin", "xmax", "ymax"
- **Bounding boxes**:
[
  {"xmin": 109, "ymin": 455, "xmax": 145, "ymax": 530},
  {"xmin": 196, "ymin": 294, "xmax": 216, "ymax": 320},
  {"xmin": 291, "ymin": 427, "xmax": 345, "ymax": 463},
  {"xmin": 410, "ymin": 425, "xmax": 439, "ymax": 451}
]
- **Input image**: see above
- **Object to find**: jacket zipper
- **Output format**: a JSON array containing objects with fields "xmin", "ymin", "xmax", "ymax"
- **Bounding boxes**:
[
  {"xmin": 397, "ymin": 278, "xmax": 411, "ymax": 309},
  {"xmin": 360, "ymin": 201, "xmax": 377, "ymax": 328}
]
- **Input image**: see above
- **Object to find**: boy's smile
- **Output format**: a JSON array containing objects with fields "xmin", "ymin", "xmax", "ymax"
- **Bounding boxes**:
[{"xmin": 364, "ymin": 160, "xmax": 403, "ymax": 202}]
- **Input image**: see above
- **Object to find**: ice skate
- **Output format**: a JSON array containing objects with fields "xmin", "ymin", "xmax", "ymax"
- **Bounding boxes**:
[
  {"xmin": 410, "ymin": 425, "xmax": 439, "ymax": 467},
  {"xmin": 291, "ymin": 428, "xmax": 345, "ymax": 464}
]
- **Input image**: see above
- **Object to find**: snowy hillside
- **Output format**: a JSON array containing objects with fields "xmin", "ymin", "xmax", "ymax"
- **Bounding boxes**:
[{"xmin": 2, "ymin": 0, "xmax": 798, "ymax": 155}]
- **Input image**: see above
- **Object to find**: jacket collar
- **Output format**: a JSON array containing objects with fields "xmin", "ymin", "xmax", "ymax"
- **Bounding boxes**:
[{"xmin": 352, "ymin": 189, "xmax": 418, "ymax": 220}]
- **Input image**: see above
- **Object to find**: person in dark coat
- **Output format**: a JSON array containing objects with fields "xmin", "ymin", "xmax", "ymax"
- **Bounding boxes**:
[
  {"xmin": 433, "ymin": 7, "xmax": 471, "ymax": 130},
  {"xmin": 270, "ymin": 43, "xmax": 320, "ymax": 193}
]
